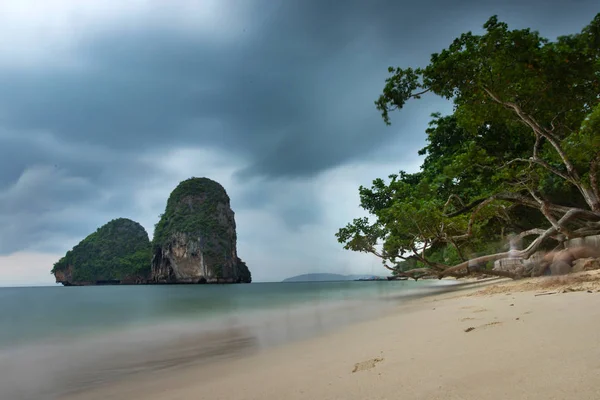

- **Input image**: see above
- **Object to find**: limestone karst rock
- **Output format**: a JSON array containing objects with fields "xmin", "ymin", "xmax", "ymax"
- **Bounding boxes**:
[{"xmin": 151, "ymin": 177, "xmax": 251, "ymax": 284}]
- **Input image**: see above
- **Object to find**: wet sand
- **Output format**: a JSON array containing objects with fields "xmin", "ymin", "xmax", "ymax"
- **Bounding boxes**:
[{"xmin": 63, "ymin": 273, "xmax": 600, "ymax": 400}]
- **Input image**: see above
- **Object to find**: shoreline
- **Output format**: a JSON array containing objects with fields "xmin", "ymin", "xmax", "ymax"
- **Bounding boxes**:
[
  {"xmin": 63, "ymin": 273, "xmax": 600, "ymax": 399},
  {"xmin": 3, "ymin": 280, "xmax": 466, "ymax": 400}
]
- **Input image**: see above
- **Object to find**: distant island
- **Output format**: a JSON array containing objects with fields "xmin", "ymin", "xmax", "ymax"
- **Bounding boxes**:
[
  {"xmin": 52, "ymin": 177, "xmax": 251, "ymax": 286},
  {"xmin": 282, "ymin": 273, "xmax": 386, "ymax": 282}
]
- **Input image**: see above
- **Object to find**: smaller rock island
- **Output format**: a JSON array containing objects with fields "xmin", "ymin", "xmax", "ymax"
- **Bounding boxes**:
[
  {"xmin": 51, "ymin": 177, "xmax": 251, "ymax": 286},
  {"xmin": 52, "ymin": 218, "xmax": 152, "ymax": 285}
]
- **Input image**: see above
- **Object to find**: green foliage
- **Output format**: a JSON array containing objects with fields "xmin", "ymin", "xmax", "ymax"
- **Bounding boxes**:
[
  {"xmin": 377, "ymin": 14, "xmax": 599, "ymax": 133},
  {"xmin": 52, "ymin": 218, "xmax": 152, "ymax": 282},
  {"xmin": 339, "ymin": 14, "xmax": 600, "ymax": 274},
  {"xmin": 563, "ymin": 103, "xmax": 600, "ymax": 175},
  {"xmin": 153, "ymin": 177, "xmax": 232, "ymax": 248},
  {"xmin": 336, "ymin": 217, "xmax": 387, "ymax": 255}
]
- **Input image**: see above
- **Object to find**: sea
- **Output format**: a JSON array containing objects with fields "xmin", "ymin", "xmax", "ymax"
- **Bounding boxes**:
[{"xmin": 0, "ymin": 280, "xmax": 460, "ymax": 399}]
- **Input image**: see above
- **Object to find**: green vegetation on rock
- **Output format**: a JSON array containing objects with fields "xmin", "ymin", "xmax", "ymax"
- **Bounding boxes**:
[
  {"xmin": 50, "ymin": 178, "xmax": 251, "ymax": 285},
  {"xmin": 52, "ymin": 218, "xmax": 152, "ymax": 283},
  {"xmin": 153, "ymin": 177, "xmax": 232, "ymax": 249},
  {"xmin": 338, "ymin": 14, "xmax": 600, "ymax": 280}
]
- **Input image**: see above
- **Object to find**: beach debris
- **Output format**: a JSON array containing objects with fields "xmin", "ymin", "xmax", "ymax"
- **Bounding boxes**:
[
  {"xmin": 534, "ymin": 292, "xmax": 558, "ymax": 296},
  {"xmin": 352, "ymin": 357, "xmax": 383, "ymax": 373},
  {"xmin": 572, "ymin": 257, "xmax": 600, "ymax": 273},
  {"xmin": 464, "ymin": 327, "xmax": 476, "ymax": 333},
  {"xmin": 483, "ymin": 322, "xmax": 502, "ymax": 327},
  {"xmin": 510, "ymin": 303, "xmax": 514, "ymax": 306},
  {"xmin": 560, "ymin": 287, "xmax": 592, "ymax": 293}
]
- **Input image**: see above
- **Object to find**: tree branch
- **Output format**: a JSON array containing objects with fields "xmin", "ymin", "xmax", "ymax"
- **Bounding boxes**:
[
  {"xmin": 411, "ymin": 88, "xmax": 431, "ymax": 98},
  {"xmin": 409, "ymin": 244, "xmax": 446, "ymax": 271},
  {"xmin": 512, "ymin": 228, "xmax": 548, "ymax": 242},
  {"xmin": 451, "ymin": 197, "xmax": 496, "ymax": 241},
  {"xmin": 506, "ymin": 157, "xmax": 572, "ymax": 183},
  {"xmin": 439, "ymin": 208, "xmax": 596, "ymax": 278},
  {"xmin": 482, "ymin": 87, "xmax": 600, "ymax": 211},
  {"xmin": 448, "ymin": 237, "xmax": 467, "ymax": 262},
  {"xmin": 394, "ymin": 267, "xmax": 436, "ymax": 280},
  {"xmin": 446, "ymin": 192, "xmax": 589, "ymax": 218},
  {"xmin": 444, "ymin": 197, "xmax": 488, "ymax": 218},
  {"xmin": 443, "ymin": 194, "xmax": 466, "ymax": 214},
  {"xmin": 438, "ymin": 251, "xmax": 511, "ymax": 278},
  {"xmin": 482, "ymin": 87, "xmax": 563, "ymax": 148},
  {"xmin": 590, "ymin": 153, "xmax": 600, "ymax": 210}
]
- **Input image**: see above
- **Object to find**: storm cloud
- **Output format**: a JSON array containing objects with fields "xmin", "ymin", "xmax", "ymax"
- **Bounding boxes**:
[{"xmin": 0, "ymin": 0, "xmax": 597, "ymax": 283}]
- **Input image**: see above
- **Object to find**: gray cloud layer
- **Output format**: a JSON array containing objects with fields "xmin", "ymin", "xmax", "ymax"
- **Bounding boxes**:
[{"xmin": 0, "ymin": 0, "xmax": 597, "ymax": 280}]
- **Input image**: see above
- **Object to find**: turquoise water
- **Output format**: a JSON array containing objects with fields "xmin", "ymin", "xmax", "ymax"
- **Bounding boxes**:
[
  {"xmin": 0, "ymin": 280, "xmax": 457, "ymax": 399},
  {"xmin": 0, "ymin": 280, "xmax": 450, "ymax": 348}
]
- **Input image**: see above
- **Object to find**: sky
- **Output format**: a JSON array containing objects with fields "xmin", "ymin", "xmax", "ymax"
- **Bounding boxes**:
[{"xmin": 0, "ymin": 0, "xmax": 597, "ymax": 286}]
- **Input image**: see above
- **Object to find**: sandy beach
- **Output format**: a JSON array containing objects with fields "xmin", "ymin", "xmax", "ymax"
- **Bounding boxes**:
[{"xmin": 65, "ymin": 274, "xmax": 600, "ymax": 400}]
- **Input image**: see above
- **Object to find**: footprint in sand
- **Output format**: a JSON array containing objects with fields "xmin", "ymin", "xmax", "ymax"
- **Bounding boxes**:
[
  {"xmin": 352, "ymin": 358, "xmax": 383, "ymax": 373},
  {"xmin": 464, "ymin": 321, "xmax": 502, "ymax": 333}
]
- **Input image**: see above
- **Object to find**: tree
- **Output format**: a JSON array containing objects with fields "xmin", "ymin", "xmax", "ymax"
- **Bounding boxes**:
[{"xmin": 337, "ymin": 14, "xmax": 600, "ymax": 279}]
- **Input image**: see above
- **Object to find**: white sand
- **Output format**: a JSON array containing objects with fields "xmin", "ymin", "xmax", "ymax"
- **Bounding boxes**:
[{"xmin": 66, "ymin": 275, "xmax": 600, "ymax": 400}]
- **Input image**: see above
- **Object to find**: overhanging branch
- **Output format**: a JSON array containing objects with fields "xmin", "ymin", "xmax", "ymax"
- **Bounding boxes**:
[{"xmin": 439, "ymin": 208, "xmax": 597, "ymax": 278}]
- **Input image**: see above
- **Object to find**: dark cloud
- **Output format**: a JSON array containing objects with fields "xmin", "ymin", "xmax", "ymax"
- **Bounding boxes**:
[
  {"xmin": 0, "ymin": 0, "xmax": 598, "ymax": 263},
  {"xmin": 2, "ymin": 1, "xmax": 596, "ymax": 179},
  {"xmin": 0, "ymin": 131, "xmax": 168, "ymax": 254},
  {"xmin": 234, "ymin": 177, "xmax": 323, "ymax": 229},
  {"xmin": 0, "ymin": 1, "xmax": 472, "ymax": 178}
]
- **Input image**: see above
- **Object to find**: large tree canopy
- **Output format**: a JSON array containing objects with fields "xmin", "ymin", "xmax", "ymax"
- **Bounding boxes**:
[{"xmin": 337, "ymin": 14, "xmax": 600, "ymax": 280}]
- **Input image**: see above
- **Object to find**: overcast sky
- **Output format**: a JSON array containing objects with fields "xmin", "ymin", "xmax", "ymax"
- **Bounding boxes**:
[{"xmin": 0, "ymin": 0, "xmax": 597, "ymax": 286}]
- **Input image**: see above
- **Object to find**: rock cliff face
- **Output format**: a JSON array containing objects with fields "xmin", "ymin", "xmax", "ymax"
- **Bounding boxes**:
[
  {"xmin": 52, "ymin": 218, "xmax": 152, "ymax": 286},
  {"xmin": 151, "ymin": 177, "xmax": 251, "ymax": 284}
]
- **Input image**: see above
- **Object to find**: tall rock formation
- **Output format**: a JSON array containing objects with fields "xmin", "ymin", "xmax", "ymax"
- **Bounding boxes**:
[
  {"xmin": 151, "ymin": 177, "xmax": 251, "ymax": 284},
  {"xmin": 52, "ymin": 218, "xmax": 152, "ymax": 286}
]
